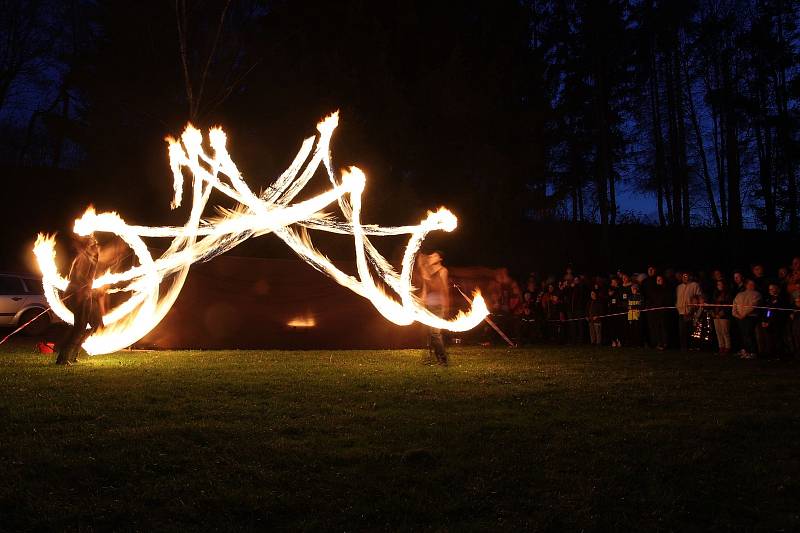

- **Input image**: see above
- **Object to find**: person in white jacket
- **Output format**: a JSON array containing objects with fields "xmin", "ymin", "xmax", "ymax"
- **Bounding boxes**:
[{"xmin": 676, "ymin": 272, "xmax": 703, "ymax": 351}]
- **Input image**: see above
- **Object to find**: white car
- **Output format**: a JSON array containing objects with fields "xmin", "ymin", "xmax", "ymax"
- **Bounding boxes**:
[{"xmin": 0, "ymin": 272, "xmax": 59, "ymax": 335}]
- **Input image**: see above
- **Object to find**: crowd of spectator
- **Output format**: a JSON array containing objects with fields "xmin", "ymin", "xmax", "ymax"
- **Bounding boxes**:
[{"xmin": 481, "ymin": 258, "xmax": 800, "ymax": 359}]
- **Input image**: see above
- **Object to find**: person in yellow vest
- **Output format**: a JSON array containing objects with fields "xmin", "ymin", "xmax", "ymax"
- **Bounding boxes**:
[{"xmin": 626, "ymin": 284, "xmax": 643, "ymax": 346}]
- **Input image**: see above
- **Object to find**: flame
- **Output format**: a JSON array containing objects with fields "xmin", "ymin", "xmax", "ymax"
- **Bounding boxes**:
[
  {"xmin": 287, "ymin": 316, "xmax": 316, "ymax": 328},
  {"xmin": 34, "ymin": 112, "xmax": 488, "ymax": 355}
]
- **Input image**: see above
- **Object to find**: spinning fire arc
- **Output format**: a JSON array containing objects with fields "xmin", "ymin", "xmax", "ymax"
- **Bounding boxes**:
[{"xmin": 34, "ymin": 113, "xmax": 488, "ymax": 355}]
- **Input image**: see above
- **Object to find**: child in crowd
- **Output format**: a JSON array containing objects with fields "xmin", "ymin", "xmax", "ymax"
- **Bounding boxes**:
[{"xmin": 626, "ymin": 284, "xmax": 642, "ymax": 346}]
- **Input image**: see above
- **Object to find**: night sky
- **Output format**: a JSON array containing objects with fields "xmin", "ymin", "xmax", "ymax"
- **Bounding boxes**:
[{"xmin": 2, "ymin": 0, "xmax": 798, "ymax": 272}]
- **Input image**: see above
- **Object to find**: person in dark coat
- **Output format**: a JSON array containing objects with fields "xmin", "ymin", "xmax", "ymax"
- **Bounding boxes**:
[
  {"xmin": 751, "ymin": 264, "xmax": 770, "ymax": 299},
  {"xmin": 640, "ymin": 267, "xmax": 657, "ymax": 343},
  {"xmin": 756, "ymin": 282, "xmax": 788, "ymax": 359},
  {"xmin": 586, "ymin": 289, "xmax": 606, "ymax": 345},
  {"xmin": 56, "ymin": 235, "xmax": 104, "ymax": 365},
  {"xmin": 647, "ymin": 275, "xmax": 673, "ymax": 350},
  {"xmin": 641, "ymin": 266, "xmax": 659, "ymax": 299}
]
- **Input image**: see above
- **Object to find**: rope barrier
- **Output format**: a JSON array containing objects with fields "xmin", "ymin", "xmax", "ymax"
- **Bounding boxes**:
[
  {"xmin": 0, "ymin": 290, "xmax": 80, "ymax": 347},
  {"xmin": 500, "ymin": 303, "xmax": 799, "ymax": 324},
  {"xmin": 688, "ymin": 303, "xmax": 799, "ymax": 313},
  {"xmin": 0, "ymin": 306, "xmax": 56, "ymax": 346}
]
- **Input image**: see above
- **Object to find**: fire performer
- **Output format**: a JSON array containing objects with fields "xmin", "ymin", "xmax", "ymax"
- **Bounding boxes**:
[
  {"xmin": 419, "ymin": 251, "xmax": 450, "ymax": 365},
  {"xmin": 56, "ymin": 234, "xmax": 104, "ymax": 365}
]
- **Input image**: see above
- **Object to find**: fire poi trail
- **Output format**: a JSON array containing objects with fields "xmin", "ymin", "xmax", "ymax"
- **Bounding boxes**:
[{"xmin": 33, "ymin": 113, "xmax": 489, "ymax": 355}]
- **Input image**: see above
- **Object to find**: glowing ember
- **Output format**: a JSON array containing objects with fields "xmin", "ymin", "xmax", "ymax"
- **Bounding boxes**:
[{"xmin": 34, "ymin": 113, "xmax": 488, "ymax": 355}]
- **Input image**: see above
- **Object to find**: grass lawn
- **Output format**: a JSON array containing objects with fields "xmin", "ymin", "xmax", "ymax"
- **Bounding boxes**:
[{"xmin": 1, "ymin": 344, "xmax": 799, "ymax": 531}]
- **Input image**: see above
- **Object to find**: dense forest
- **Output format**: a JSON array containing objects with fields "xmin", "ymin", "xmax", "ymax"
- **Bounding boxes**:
[{"xmin": 1, "ymin": 0, "xmax": 799, "ymax": 267}]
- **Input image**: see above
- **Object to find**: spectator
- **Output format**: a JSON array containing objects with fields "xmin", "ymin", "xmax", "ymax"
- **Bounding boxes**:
[
  {"xmin": 697, "ymin": 270, "xmax": 714, "ymax": 299},
  {"xmin": 756, "ymin": 282, "xmax": 787, "ymax": 359},
  {"xmin": 586, "ymin": 289, "xmax": 605, "ymax": 345},
  {"xmin": 491, "ymin": 268, "xmax": 520, "ymax": 313},
  {"xmin": 620, "ymin": 272, "xmax": 633, "ymax": 298},
  {"xmin": 563, "ymin": 265, "xmax": 574, "ymax": 283},
  {"xmin": 787, "ymin": 257, "xmax": 800, "ymax": 297},
  {"xmin": 641, "ymin": 266, "xmax": 658, "ymax": 297},
  {"xmin": 489, "ymin": 267, "xmax": 520, "ymax": 344},
  {"xmin": 606, "ymin": 278, "xmax": 624, "ymax": 347},
  {"xmin": 790, "ymin": 294, "xmax": 800, "ymax": 358},
  {"xmin": 508, "ymin": 280, "xmax": 524, "ymax": 342},
  {"xmin": 751, "ymin": 263, "xmax": 769, "ymax": 298},
  {"xmin": 641, "ymin": 266, "xmax": 658, "ymax": 346},
  {"xmin": 691, "ymin": 293, "xmax": 714, "ymax": 351},
  {"xmin": 534, "ymin": 283, "xmax": 548, "ymax": 340},
  {"xmin": 647, "ymin": 274, "xmax": 672, "ymax": 350},
  {"xmin": 528, "ymin": 279, "xmax": 544, "ymax": 341},
  {"xmin": 707, "ymin": 269, "xmax": 725, "ymax": 299},
  {"xmin": 522, "ymin": 279, "xmax": 537, "ymax": 303},
  {"xmin": 525, "ymin": 273, "xmax": 539, "ymax": 293},
  {"xmin": 712, "ymin": 279, "xmax": 733, "ymax": 355},
  {"xmin": 540, "ymin": 283, "xmax": 556, "ymax": 339},
  {"xmin": 664, "ymin": 268, "xmax": 678, "ymax": 290},
  {"xmin": 547, "ymin": 293, "xmax": 566, "ymax": 343},
  {"xmin": 519, "ymin": 290, "xmax": 536, "ymax": 345},
  {"xmin": 676, "ymin": 272, "xmax": 703, "ymax": 352},
  {"xmin": 732, "ymin": 279, "xmax": 762, "ymax": 359},
  {"xmin": 626, "ymin": 283, "xmax": 643, "ymax": 346},
  {"xmin": 567, "ymin": 276, "xmax": 587, "ymax": 344},
  {"xmin": 778, "ymin": 266, "xmax": 789, "ymax": 291},
  {"xmin": 732, "ymin": 270, "xmax": 746, "ymax": 293}
]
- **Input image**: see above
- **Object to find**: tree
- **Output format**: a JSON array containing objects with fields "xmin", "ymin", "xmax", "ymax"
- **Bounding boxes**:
[{"xmin": 549, "ymin": 0, "xmax": 633, "ymax": 234}]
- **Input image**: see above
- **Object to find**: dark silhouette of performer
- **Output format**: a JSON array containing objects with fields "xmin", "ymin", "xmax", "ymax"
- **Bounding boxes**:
[
  {"xmin": 56, "ymin": 235, "xmax": 104, "ymax": 365},
  {"xmin": 419, "ymin": 251, "xmax": 450, "ymax": 365}
]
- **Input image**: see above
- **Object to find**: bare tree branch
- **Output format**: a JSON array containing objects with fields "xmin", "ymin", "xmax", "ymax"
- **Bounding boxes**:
[
  {"xmin": 174, "ymin": 0, "xmax": 194, "ymax": 120},
  {"xmin": 195, "ymin": 0, "xmax": 231, "ymax": 118}
]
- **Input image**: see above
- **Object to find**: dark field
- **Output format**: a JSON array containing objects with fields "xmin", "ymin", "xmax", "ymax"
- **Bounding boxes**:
[{"xmin": 1, "ymin": 344, "xmax": 799, "ymax": 531}]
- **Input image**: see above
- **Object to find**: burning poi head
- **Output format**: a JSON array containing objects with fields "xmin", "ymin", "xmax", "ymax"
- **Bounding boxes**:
[{"xmin": 34, "ymin": 112, "xmax": 488, "ymax": 355}]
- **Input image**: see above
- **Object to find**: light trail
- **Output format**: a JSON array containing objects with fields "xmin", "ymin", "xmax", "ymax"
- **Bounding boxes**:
[{"xmin": 34, "ymin": 112, "xmax": 488, "ymax": 355}]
